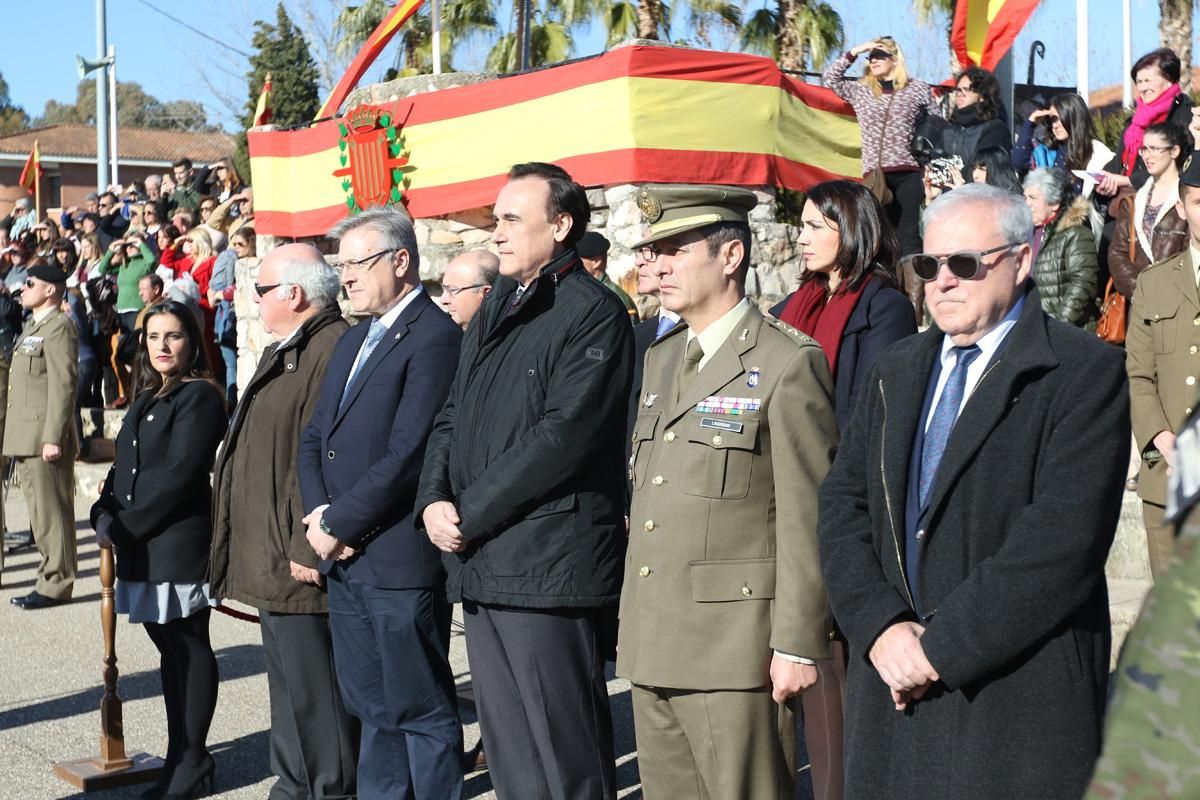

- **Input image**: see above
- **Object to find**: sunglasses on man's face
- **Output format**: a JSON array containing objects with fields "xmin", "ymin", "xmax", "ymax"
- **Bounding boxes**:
[{"xmin": 903, "ymin": 242, "xmax": 1023, "ymax": 282}]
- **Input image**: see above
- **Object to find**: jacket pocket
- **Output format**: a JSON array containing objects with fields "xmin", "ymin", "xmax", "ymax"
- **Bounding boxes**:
[
  {"xmin": 629, "ymin": 411, "xmax": 660, "ymax": 489},
  {"xmin": 680, "ymin": 416, "xmax": 760, "ymax": 500},
  {"xmin": 1055, "ymin": 628, "xmax": 1085, "ymax": 685},
  {"xmin": 689, "ymin": 558, "xmax": 776, "ymax": 602},
  {"xmin": 1147, "ymin": 300, "xmax": 1180, "ymax": 354},
  {"xmin": 482, "ymin": 494, "xmax": 578, "ymax": 578},
  {"xmin": 274, "ymin": 498, "xmax": 294, "ymax": 559}
]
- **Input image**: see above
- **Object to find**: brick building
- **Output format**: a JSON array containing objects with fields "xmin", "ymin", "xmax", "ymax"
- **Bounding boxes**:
[{"xmin": 0, "ymin": 124, "xmax": 235, "ymax": 217}]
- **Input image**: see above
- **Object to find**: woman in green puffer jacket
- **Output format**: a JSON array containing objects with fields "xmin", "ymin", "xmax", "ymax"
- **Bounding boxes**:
[{"xmin": 1023, "ymin": 167, "xmax": 1099, "ymax": 325}]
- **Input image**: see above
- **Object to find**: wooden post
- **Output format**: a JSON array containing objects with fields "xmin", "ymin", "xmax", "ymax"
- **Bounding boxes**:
[{"xmin": 53, "ymin": 542, "xmax": 164, "ymax": 791}]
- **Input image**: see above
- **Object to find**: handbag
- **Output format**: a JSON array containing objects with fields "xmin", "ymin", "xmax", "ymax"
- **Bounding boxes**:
[
  {"xmin": 863, "ymin": 92, "xmax": 896, "ymax": 206},
  {"xmin": 1097, "ymin": 195, "xmax": 1136, "ymax": 345}
]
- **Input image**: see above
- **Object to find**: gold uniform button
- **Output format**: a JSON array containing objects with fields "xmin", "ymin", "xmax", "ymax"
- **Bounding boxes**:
[
  {"xmin": 1188, "ymin": 407, "xmax": 1194, "ymax": 415},
  {"xmin": 1191, "ymin": 345, "xmax": 1198, "ymax": 355},
  {"xmin": 1193, "ymin": 317, "xmax": 1200, "ymax": 327},
  {"xmin": 638, "ymin": 565, "xmax": 651, "ymax": 577},
  {"xmin": 741, "ymin": 585, "xmax": 752, "ymax": 597},
  {"xmin": 652, "ymin": 475, "xmax": 664, "ymax": 486},
  {"xmin": 828, "ymin": 630, "xmax": 836, "ymax": 641},
  {"xmin": 1188, "ymin": 376, "xmax": 1196, "ymax": 387},
  {"xmin": 664, "ymin": 432, "xmax": 675, "ymax": 443},
  {"xmin": 712, "ymin": 435, "xmax": 723, "ymax": 445},
  {"xmin": 1155, "ymin": 313, "xmax": 1162, "ymax": 320},
  {"xmin": 644, "ymin": 520, "xmax": 655, "ymax": 532}
]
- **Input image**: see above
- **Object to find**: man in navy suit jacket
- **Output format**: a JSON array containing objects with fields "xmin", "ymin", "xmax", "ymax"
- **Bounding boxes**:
[{"xmin": 298, "ymin": 207, "xmax": 463, "ymax": 800}]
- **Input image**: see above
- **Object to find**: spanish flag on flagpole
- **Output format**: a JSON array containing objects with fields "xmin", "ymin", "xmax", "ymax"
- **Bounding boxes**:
[
  {"xmin": 253, "ymin": 74, "xmax": 273, "ymax": 127},
  {"xmin": 952, "ymin": 0, "xmax": 1041, "ymax": 71},
  {"xmin": 18, "ymin": 140, "xmax": 42, "ymax": 194}
]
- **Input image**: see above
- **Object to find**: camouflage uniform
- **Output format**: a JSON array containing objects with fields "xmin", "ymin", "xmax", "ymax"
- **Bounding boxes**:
[{"xmin": 1085, "ymin": 409, "xmax": 1200, "ymax": 798}]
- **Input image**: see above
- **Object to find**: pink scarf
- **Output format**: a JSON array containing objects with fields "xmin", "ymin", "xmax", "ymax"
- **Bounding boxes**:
[{"xmin": 1122, "ymin": 83, "xmax": 1182, "ymax": 176}]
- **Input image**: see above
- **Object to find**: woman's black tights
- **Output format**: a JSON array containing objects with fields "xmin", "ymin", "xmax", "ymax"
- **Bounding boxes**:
[{"xmin": 144, "ymin": 608, "xmax": 219, "ymax": 788}]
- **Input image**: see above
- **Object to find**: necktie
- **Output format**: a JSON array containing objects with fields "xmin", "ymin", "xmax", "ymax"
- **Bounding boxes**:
[
  {"xmin": 919, "ymin": 345, "xmax": 982, "ymax": 507},
  {"xmin": 655, "ymin": 315, "xmax": 677, "ymax": 339},
  {"xmin": 678, "ymin": 337, "xmax": 704, "ymax": 395},
  {"xmin": 339, "ymin": 318, "xmax": 388, "ymax": 411}
]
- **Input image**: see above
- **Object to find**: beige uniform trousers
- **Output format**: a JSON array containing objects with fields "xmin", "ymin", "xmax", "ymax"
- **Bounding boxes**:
[
  {"xmin": 1143, "ymin": 500, "xmax": 1177, "ymax": 578},
  {"xmin": 15, "ymin": 455, "xmax": 76, "ymax": 599}
]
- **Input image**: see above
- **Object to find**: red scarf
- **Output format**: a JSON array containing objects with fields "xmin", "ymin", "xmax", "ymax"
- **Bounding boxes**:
[
  {"xmin": 1122, "ymin": 83, "xmax": 1182, "ymax": 176},
  {"xmin": 779, "ymin": 276, "xmax": 870, "ymax": 376}
]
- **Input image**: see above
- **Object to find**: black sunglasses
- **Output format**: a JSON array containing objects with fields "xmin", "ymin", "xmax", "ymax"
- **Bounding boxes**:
[
  {"xmin": 254, "ymin": 282, "xmax": 288, "ymax": 297},
  {"xmin": 903, "ymin": 242, "xmax": 1023, "ymax": 282},
  {"xmin": 867, "ymin": 49, "xmax": 893, "ymax": 61}
]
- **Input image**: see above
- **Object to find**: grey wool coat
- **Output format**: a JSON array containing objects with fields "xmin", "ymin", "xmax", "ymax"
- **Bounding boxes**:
[{"xmin": 818, "ymin": 287, "xmax": 1129, "ymax": 799}]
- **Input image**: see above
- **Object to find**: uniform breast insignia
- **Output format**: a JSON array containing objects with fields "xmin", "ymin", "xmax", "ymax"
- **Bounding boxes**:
[
  {"xmin": 747, "ymin": 367, "xmax": 760, "ymax": 388},
  {"xmin": 696, "ymin": 395, "xmax": 761, "ymax": 415},
  {"xmin": 700, "ymin": 417, "xmax": 744, "ymax": 433},
  {"xmin": 644, "ymin": 393, "xmax": 657, "ymax": 408},
  {"xmin": 18, "ymin": 336, "xmax": 43, "ymax": 355}
]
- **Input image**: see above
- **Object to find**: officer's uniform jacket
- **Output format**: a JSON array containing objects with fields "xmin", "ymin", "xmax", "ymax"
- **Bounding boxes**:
[
  {"xmin": 617, "ymin": 303, "xmax": 838, "ymax": 690},
  {"xmin": 1, "ymin": 308, "xmax": 78, "ymax": 457},
  {"xmin": 1127, "ymin": 247, "xmax": 1200, "ymax": 505}
]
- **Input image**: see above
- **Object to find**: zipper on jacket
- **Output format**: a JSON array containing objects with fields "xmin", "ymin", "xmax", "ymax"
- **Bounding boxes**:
[{"xmin": 879, "ymin": 379, "xmax": 916, "ymax": 610}]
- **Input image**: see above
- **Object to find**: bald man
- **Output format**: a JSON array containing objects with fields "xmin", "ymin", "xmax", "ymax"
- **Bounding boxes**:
[{"xmin": 439, "ymin": 249, "xmax": 499, "ymax": 329}]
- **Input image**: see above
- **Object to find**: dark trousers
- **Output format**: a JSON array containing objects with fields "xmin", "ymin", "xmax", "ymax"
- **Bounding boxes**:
[
  {"xmin": 260, "ymin": 609, "xmax": 359, "ymax": 800},
  {"xmin": 885, "ymin": 169, "xmax": 927, "ymax": 324},
  {"xmin": 327, "ymin": 566, "xmax": 462, "ymax": 800},
  {"xmin": 464, "ymin": 602, "xmax": 616, "ymax": 800}
]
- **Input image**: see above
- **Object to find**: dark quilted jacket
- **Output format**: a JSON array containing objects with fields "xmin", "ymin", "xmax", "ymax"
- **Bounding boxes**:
[{"xmin": 1033, "ymin": 199, "xmax": 1099, "ymax": 326}]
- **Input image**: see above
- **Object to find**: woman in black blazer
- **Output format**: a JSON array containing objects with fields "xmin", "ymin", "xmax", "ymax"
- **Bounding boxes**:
[
  {"xmin": 771, "ymin": 179, "xmax": 916, "ymax": 800},
  {"xmin": 92, "ymin": 300, "xmax": 227, "ymax": 799}
]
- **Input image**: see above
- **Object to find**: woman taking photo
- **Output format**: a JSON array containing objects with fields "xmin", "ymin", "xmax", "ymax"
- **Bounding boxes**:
[
  {"xmin": 1109, "ymin": 122, "xmax": 1189, "ymax": 300},
  {"xmin": 1023, "ymin": 168, "xmax": 1099, "ymax": 326},
  {"xmin": 770, "ymin": 179, "xmax": 916, "ymax": 800},
  {"xmin": 942, "ymin": 67, "xmax": 1011, "ymax": 167},
  {"xmin": 91, "ymin": 301, "xmax": 227, "ymax": 800},
  {"xmin": 1097, "ymin": 48, "xmax": 1194, "ymax": 196}
]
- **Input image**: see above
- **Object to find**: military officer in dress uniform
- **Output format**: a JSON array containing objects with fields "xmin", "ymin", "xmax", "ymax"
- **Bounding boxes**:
[
  {"xmin": 617, "ymin": 185, "xmax": 839, "ymax": 799},
  {"xmin": 4, "ymin": 262, "xmax": 78, "ymax": 609},
  {"xmin": 1127, "ymin": 153, "xmax": 1200, "ymax": 578}
]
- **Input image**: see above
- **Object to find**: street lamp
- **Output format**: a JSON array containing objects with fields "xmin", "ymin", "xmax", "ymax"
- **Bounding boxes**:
[{"xmin": 77, "ymin": 46, "xmax": 119, "ymax": 190}]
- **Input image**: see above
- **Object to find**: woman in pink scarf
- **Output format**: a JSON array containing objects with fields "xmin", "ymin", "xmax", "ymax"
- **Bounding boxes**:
[{"xmin": 1096, "ymin": 48, "xmax": 1193, "ymax": 197}]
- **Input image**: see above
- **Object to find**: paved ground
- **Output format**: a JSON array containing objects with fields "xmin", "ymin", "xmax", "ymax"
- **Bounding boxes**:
[{"xmin": 0, "ymin": 471, "xmax": 1151, "ymax": 799}]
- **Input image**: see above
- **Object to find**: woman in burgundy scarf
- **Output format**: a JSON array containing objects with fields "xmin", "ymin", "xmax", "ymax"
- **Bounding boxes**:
[
  {"xmin": 1097, "ymin": 47, "xmax": 1194, "ymax": 198},
  {"xmin": 769, "ymin": 179, "xmax": 915, "ymax": 800}
]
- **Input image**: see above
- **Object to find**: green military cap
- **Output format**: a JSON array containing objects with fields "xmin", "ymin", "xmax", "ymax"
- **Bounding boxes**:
[
  {"xmin": 1182, "ymin": 153, "xmax": 1200, "ymax": 188},
  {"xmin": 632, "ymin": 184, "xmax": 758, "ymax": 248}
]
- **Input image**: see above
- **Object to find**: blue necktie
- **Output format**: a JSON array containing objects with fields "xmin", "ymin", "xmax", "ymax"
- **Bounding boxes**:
[
  {"xmin": 920, "ymin": 345, "xmax": 982, "ymax": 507},
  {"xmin": 655, "ymin": 315, "xmax": 677, "ymax": 339},
  {"xmin": 339, "ymin": 318, "xmax": 388, "ymax": 411}
]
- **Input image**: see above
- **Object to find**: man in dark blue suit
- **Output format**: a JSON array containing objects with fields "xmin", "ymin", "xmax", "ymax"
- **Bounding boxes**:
[{"xmin": 298, "ymin": 207, "xmax": 463, "ymax": 800}]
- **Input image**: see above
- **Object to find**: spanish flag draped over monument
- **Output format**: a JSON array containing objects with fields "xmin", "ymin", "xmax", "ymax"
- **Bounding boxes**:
[
  {"xmin": 952, "ymin": 0, "xmax": 1041, "ymax": 70},
  {"xmin": 249, "ymin": 45, "xmax": 862, "ymax": 238}
]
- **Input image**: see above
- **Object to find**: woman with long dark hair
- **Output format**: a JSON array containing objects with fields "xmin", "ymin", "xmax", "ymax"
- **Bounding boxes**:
[
  {"xmin": 91, "ymin": 301, "xmax": 227, "ymax": 799},
  {"xmin": 942, "ymin": 66, "xmax": 1011, "ymax": 167},
  {"xmin": 970, "ymin": 146, "xmax": 1024, "ymax": 194},
  {"xmin": 770, "ymin": 179, "xmax": 916, "ymax": 800}
]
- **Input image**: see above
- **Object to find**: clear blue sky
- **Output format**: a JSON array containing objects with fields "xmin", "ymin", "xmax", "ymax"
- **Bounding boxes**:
[{"xmin": 0, "ymin": 0, "xmax": 1189, "ymax": 133}]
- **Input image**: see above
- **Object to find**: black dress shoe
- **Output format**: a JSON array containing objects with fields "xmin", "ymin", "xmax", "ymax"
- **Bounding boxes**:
[
  {"xmin": 10, "ymin": 592, "xmax": 36, "ymax": 607},
  {"xmin": 4, "ymin": 530, "xmax": 33, "ymax": 550},
  {"xmin": 15, "ymin": 592, "xmax": 65, "ymax": 610}
]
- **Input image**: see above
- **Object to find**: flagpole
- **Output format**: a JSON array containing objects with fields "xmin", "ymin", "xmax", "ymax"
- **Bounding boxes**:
[
  {"xmin": 1076, "ymin": 0, "xmax": 1088, "ymax": 102},
  {"xmin": 33, "ymin": 140, "xmax": 41, "ymax": 221},
  {"xmin": 431, "ymin": 0, "xmax": 441, "ymax": 74}
]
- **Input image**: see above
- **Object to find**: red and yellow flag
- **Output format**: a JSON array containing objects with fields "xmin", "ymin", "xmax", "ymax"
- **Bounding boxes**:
[
  {"xmin": 253, "ymin": 74, "xmax": 273, "ymax": 127},
  {"xmin": 18, "ymin": 140, "xmax": 42, "ymax": 194},
  {"xmin": 952, "ymin": 0, "xmax": 1040, "ymax": 70},
  {"xmin": 315, "ymin": 0, "xmax": 426, "ymax": 120}
]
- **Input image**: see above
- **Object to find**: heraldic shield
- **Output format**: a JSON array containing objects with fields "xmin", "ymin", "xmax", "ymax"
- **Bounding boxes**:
[{"xmin": 334, "ymin": 104, "xmax": 412, "ymax": 211}]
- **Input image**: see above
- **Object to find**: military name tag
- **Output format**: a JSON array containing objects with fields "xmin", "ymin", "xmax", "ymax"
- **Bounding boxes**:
[
  {"xmin": 701, "ymin": 417, "xmax": 744, "ymax": 433},
  {"xmin": 18, "ymin": 336, "xmax": 43, "ymax": 355}
]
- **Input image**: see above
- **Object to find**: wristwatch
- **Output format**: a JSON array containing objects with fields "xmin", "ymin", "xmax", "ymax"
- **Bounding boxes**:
[{"xmin": 319, "ymin": 515, "xmax": 333, "ymax": 536}]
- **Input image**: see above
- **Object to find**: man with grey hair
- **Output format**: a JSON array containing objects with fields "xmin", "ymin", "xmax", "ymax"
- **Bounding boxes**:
[
  {"xmin": 438, "ymin": 249, "xmax": 498, "ymax": 329},
  {"xmin": 298, "ymin": 208, "xmax": 464, "ymax": 799},
  {"xmin": 210, "ymin": 243, "xmax": 356, "ymax": 799},
  {"xmin": 819, "ymin": 183, "xmax": 1129, "ymax": 799},
  {"xmin": 9, "ymin": 197, "xmax": 34, "ymax": 238}
]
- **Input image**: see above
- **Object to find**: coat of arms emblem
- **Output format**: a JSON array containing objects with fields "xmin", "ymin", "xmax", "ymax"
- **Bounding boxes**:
[{"xmin": 333, "ymin": 104, "xmax": 414, "ymax": 212}]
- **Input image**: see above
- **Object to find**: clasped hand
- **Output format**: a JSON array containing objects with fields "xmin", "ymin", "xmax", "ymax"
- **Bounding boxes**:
[
  {"xmin": 870, "ymin": 621, "xmax": 939, "ymax": 711},
  {"xmin": 423, "ymin": 501, "xmax": 466, "ymax": 553},
  {"xmin": 301, "ymin": 507, "xmax": 355, "ymax": 562}
]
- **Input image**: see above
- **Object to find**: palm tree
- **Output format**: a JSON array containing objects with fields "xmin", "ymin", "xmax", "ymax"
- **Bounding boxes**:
[
  {"xmin": 485, "ymin": 1, "xmax": 573, "ymax": 72},
  {"xmin": 911, "ymin": 0, "xmax": 959, "ymax": 74},
  {"xmin": 334, "ymin": 0, "xmax": 497, "ymax": 75},
  {"xmin": 1159, "ymin": 0, "xmax": 1193, "ymax": 92},
  {"xmin": 740, "ymin": 0, "xmax": 843, "ymax": 72}
]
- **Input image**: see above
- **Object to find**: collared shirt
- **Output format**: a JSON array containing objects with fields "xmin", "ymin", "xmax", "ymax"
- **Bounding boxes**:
[
  {"xmin": 924, "ymin": 295, "xmax": 1024, "ymax": 433},
  {"xmin": 344, "ymin": 285, "xmax": 423, "ymax": 392},
  {"xmin": 686, "ymin": 297, "xmax": 751, "ymax": 371},
  {"xmin": 1190, "ymin": 243, "xmax": 1200, "ymax": 286},
  {"xmin": 32, "ymin": 306, "xmax": 56, "ymax": 325},
  {"xmin": 659, "ymin": 309, "xmax": 681, "ymax": 325}
]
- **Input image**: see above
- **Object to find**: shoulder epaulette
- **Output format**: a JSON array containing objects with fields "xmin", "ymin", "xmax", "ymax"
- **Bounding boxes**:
[{"xmin": 763, "ymin": 315, "xmax": 818, "ymax": 348}]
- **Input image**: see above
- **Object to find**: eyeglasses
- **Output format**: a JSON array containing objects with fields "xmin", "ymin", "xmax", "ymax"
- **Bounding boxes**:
[
  {"xmin": 1139, "ymin": 144, "xmax": 1174, "ymax": 155},
  {"xmin": 330, "ymin": 248, "xmax": 396, "ymax": 275},
  {"xmin": 254, "ymin": 282, "xmax": 290, "ymax": 297},
  {"xmin": 440, "ymin": 283, "xmax": 486, "ymax": 297},
  {"xmin": 635, "ymin": 242, "xmax": 699, "ymax": 263},
  {"xmin": 902, "ymin": 241, "xmax": 1023, "ymax": 282},
  {"xmin": 232, "ymin": 240, "xmax": 248, "ymax": 249},
  {"xmin": 953, "ymin": 86, "xmax": 976, "ymax": 95}
]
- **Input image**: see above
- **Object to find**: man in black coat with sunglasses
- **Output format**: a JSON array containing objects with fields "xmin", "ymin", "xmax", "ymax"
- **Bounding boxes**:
[{"xmin": 819, "ymin": 184, "xmax": 1129, "ymax": 800}]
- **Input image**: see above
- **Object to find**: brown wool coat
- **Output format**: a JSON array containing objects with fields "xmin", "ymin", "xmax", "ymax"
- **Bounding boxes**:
[{"xmin": 209, "ymin": 304, "xmax": 349, "ymax": 613}]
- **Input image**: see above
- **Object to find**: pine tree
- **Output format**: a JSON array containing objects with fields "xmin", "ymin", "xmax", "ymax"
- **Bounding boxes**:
[{"xmin": 235, "ymin": 2, "xmax": 320, "ymax": 177}]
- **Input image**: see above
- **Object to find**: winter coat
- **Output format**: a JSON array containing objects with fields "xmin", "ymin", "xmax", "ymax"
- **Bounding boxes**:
[
  {"xmin": 1032, "ymin": 198, "xmax": 1099, "ymax": 325},
  {"xmin": 1103, "ymin": 92, "xmax": 1195, "ymax": 190},
  {"xmin": 819, "ymin": 287, "xmax": 1129, "ymax": 799},
  {"xmin": 209, "ymin": 305, "xmax": 349, "ymax": 613},
  {"xmin": 415, "ymin": 250, "xmax": 634, "ymax": 609},
  {"xmin": 940, "ymin": 105, "xmax": 1010, "ymax": 167},
  {"xmin": 1109, "ymin": 178, "xmax": 1189, "ymax": 299}
]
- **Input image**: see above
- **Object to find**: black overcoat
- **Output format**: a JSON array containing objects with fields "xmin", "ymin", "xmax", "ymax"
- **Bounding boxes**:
[{"xmin": 818, "ymin": 288, "xmax": 1129, "ymax": 799}]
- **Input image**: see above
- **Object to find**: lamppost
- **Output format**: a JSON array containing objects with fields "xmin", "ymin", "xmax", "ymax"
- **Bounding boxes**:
[{"xmin": 76, "ymin": 0, "xmax": 117, "ymax": 191}]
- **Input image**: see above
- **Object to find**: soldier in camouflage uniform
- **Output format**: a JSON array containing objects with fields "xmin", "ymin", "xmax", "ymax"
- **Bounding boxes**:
[{"xmin": 1085, "ymin": 406, "xmax": 1200, "ymax": 798}]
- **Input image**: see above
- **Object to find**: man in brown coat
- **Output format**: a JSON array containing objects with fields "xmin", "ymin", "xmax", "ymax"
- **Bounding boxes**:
[
  {"xmin": 1127, "ymin": 153, "xmax": 1200, "ymax": 577},
  {"xmin": 618, "ymin": 185, "xmax": 838, "ymax": 799},
  {"xmin": 209, "ymin": 243, "xmax": 358, "ymax": 798},
  {"xmin": 5, "ymin": 262, "xmax": 78, "ymax": 609}
]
